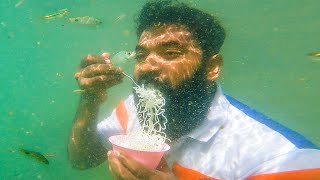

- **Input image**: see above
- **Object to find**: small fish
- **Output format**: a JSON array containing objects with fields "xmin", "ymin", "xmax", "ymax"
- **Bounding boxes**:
[
  {"xmin": 41, "ymin": 9, "xmax": 69, "ymax": 20},
  {"xmin": 111, "ymin": 51, "xmax": 136, "ymax": 67},
  {"xmin": 68, "ymin": 16, "xmax": 102, "ymax": 26},
  {"xmin": 15, "ymin": 0, "xmax": 24, "ymax": 8},
  {"xmin": 73, "ymin": 89, "xmax": 86, "ymax": 93},
  {"xmin": 114, "ymin": 14, "xmax": 126, "ymax": 23},
  {"xmin": 308, "ymin": 52, "xmax": 320, "ymax": 61},
  {"xmin": 308, "ymin": 52, "xmax": 320, "ymax": 57},
  {"xmin": 20, "ymin": 148, "xmax": 49, "ymax": 165}
]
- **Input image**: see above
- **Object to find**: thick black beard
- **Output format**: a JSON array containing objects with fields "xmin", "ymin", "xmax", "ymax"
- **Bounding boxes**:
[{"xmin": 133, "ymin": 65, "xmax": 216, "ymax": 141}]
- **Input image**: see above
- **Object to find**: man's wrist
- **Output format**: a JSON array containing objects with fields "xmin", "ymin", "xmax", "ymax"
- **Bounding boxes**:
[{"xmin": 81, "ymin": 91, "xmax": 107, "ymax": 104}]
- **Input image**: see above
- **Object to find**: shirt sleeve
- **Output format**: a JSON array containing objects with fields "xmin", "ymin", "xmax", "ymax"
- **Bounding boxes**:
[
  {"xmin": 244, "ymin": 148, "xmax": 320, "ymax": 180},
  {"xmin": 96, "ymin": 108, "xmax": 124, "ymax": 150},
  {"xmin": 96, "ymin": 95, "xmax": 138, "ymax": 150}
]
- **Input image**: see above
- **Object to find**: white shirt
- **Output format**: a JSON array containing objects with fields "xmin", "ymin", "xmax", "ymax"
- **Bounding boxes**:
[{"xmin": 97, "ymin": 86, "xmax": 320, "ymax": 180}]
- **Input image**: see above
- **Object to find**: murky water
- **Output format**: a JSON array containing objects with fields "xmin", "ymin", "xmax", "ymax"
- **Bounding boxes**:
[{"xmin": 1, "ymin": 0, "xmax": 319, "ymax": 179}]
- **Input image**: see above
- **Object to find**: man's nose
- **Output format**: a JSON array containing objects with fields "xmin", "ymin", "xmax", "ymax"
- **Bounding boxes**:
[
  {"xmin": 134, "ymin": 53, "xmax": 162, "ymax": 80},
  {"xmin": 144, "ymin": 53, "xmax": 162, "ymax": 71},
  {"xmin": 145, "ymin": 53, "xmax": 161, "ymax": 66}
]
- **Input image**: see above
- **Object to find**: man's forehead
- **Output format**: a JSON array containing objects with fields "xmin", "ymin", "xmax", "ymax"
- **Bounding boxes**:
[{"xmin": 138, "ymin": 24, "xmax": 195, "ymax": 47}]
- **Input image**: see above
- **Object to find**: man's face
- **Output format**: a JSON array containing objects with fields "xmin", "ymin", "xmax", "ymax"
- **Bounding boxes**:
[
  {"xmin": 133, "ymin": 24, "xmax": 216, "ymax": 140},
  {"xmin": 134, "ymin": 24, "xmax": 202, "ymax": 90}
]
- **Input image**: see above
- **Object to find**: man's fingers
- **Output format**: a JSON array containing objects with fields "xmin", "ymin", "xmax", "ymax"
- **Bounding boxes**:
[
  {"xmin": 80, "ymin": 64, "xmax": 110, "ymax": 78},
  {"xmin": 118, "ymin": 152, "xmax": 154, "ymax": 179},
  {"xmin": 79, "ymin": 64, "xmax": 122, "ymax": 78},
  {"xmin": 78, "ymin": 75, "xmax": 107, "ymax": 88},
  {"xmin": 101, "ymin": 52, "xmax": 110, "ymax": 60},
  {"xmin": 108, "ymin": 151, "xmax": 139, "ymax": 180},
  {"xmin": 78, "ymin": 74, "xmax": 123, "ymax": 89},
  {"xmin": 80, "ymin": 54, "xmax": 111, "ymax": 68}
]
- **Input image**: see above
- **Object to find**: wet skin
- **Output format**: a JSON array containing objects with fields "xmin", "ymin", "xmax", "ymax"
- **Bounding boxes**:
[{"xmin": 134, "ymin": 24, "xmax": 202, "ymax": 89}]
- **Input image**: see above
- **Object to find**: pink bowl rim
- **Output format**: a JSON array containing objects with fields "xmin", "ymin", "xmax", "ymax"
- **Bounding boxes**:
[{"xmin": 108, "ymin": 135, "xmax": 170, "ymax": 153}]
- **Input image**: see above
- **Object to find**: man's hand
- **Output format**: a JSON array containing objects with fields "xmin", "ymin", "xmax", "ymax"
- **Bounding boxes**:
[
  {"xmin": 69, "ymin": 53, "xmax": 122, "ymax": 169},
  {"xmin": 108, "ymin": 151, "xmax": 177, "ymax": 180},
  {"xmin": 74, "ymin": 52, "xmax": 124, "ymax": 102}
]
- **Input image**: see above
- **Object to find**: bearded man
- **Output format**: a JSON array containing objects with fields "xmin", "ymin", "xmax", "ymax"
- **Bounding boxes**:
[{"xmin": 68, "ymin": 1, "xmax": 320, "ymax": 179}]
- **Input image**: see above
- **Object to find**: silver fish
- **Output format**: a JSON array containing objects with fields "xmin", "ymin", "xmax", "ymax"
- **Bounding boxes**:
[
  {"xmin": 41, "ymin": 9, "xmax": 69, "ymax": 20},
  {"xmin": 308, "ymin": 52, "xmax": 320, "ymax": 62},
  {"xmin": 68, "ymin": 16, "xmax": 102, "ymax": 25},
  {"xmin": 111, "ymin": 51, "xmax": 136, "ymax": 67}
]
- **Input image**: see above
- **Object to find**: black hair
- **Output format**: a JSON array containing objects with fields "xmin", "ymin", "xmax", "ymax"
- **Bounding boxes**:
[{"xmin": 135, "ymin": 0, "xmax": 226, "ymax": 60}]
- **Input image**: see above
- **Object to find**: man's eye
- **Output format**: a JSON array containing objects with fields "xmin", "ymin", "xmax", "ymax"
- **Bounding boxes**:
[
  {"xmin": 135, "ymin": 53, "xmax": 147, "ymax": 63},
  {"xmin": 164, "ymin": 50, "xmax": 183, "ymax": 59}
]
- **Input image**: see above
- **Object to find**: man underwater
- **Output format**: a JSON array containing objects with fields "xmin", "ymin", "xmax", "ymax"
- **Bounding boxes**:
[{"xmin": 69, "ymin": 1, "xmax": 320, "ymax": 179}]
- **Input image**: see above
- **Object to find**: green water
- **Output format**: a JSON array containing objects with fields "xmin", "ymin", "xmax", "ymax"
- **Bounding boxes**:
[{"xmin": 1, "ymin": 0, "xmax": 319, "ymax": 179}]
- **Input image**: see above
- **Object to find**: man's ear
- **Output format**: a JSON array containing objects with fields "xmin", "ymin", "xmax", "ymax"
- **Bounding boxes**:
[{"xmin": 206, "ymin": 54, "xmax": 223, "ymax": 81}]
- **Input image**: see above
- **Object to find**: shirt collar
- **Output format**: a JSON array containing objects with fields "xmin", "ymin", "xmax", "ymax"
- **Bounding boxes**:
[{"xmin": 186, "ymin": 84, "xmax": 230, "ymax": 142}]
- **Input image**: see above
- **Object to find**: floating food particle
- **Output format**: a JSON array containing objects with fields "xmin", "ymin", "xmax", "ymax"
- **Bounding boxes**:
[
  {"xmin": 56, "ymin": 72, "xmax": 64, "ymax": 77},
  {"xmin": 8, "ymin": 111, "xmax": 13, "ymax": 116}
]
